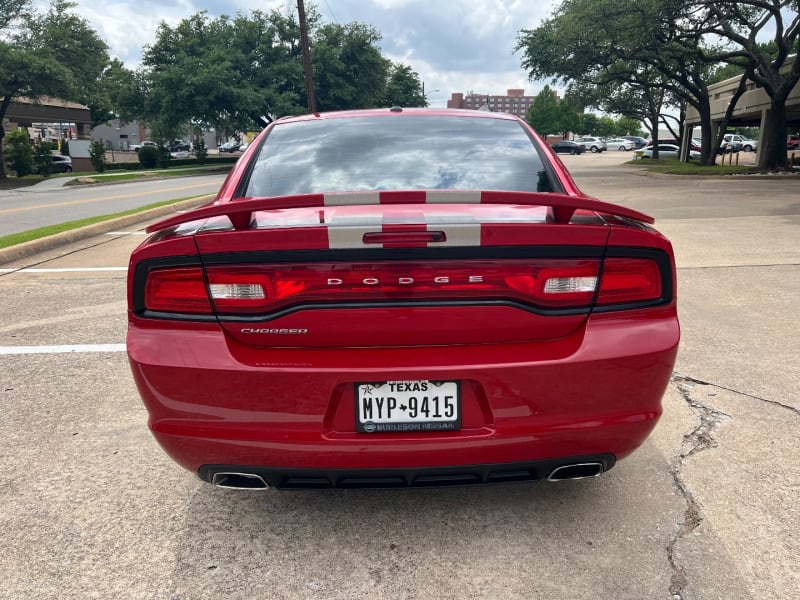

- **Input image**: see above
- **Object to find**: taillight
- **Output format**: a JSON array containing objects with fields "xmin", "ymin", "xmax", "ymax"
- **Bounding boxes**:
[
  {"xmin": 144, "ymin": 267, "xmax": 212, "ymax": 314},
  {"xmin": 597, "ymin": 258, "xmax": 662, "ymax": 304},
  {"xmin": 201, "ymin": 260, "xmax": 603, "ymax": 314},
  {"xmin": 140, "ymin": 257, "xmax": 664, "ymax": 316}
]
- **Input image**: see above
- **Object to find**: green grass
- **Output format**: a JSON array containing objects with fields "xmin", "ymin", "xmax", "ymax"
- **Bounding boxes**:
[
  {"xmin": 0, "ymin": 164, "xmax": 233, "ymax": 189},
  {"xmin": 66, "ymin": 165, "xmax": 232, "ymax": 185},
  {"xmin": 0, "ymin": 196, "xmax": 199, "ymax": 249},
  {"xmin": 628, "ymin": 157, "xmax": 758, "ymax": 175}
]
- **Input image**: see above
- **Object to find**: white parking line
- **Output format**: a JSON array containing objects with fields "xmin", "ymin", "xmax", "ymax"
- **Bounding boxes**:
[
  {"xmin": 0, "ymin": 344, "xmax": 126, "ymax": 355},
  {"xmin": 0, "ymin": 267, "xmax": 127, "ymax": 273}
]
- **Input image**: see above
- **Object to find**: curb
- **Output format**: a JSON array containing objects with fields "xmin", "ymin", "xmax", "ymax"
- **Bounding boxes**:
[{"xmin": 0, "ymin": 195, "xmax": 214, "ymax": 266}]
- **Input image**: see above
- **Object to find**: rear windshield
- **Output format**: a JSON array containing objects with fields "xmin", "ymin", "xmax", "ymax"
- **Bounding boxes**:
[{"xmin": 243, "ymin": 115, "xmax": 556, "ymax": 197}]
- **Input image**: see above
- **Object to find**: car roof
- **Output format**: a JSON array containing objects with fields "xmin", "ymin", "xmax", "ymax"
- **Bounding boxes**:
[{"xmin": 275, "ymin": 107, "xmax": 521, "ymax": 125}]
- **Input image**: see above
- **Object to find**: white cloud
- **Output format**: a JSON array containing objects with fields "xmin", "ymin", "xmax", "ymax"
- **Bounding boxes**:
[{"xmin": 67, "ymin": 0, "xmax": 559, "ymax": 98}]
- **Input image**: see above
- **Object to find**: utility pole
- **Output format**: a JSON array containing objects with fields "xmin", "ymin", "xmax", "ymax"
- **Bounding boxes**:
[{"xmin": 297, "ymin": 0, "xmax": 316, "ymax": 114}]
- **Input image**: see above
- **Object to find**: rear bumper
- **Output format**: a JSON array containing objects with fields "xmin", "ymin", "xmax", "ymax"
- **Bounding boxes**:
[
  {"xmin": 199, "ymin": 455, "xmax": 616, "ymax": 489},
  {"xmin": 127, "ymin": 309, "xmax": 679, "ymax": 476}
]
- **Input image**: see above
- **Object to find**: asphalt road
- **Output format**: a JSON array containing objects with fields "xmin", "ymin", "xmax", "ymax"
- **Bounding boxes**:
[
  {"xmin": 0, "ymin": 172, "xmax": 227, "ymax": 236},
  {"xmin": 0, "ymin": 153, "xmax": 797, "ymax": 599}
]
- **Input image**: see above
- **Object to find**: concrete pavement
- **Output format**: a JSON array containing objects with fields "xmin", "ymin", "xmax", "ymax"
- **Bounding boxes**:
[{"xmin": 0, "ymin": 153, "xmax": 797, "ymax": 599}]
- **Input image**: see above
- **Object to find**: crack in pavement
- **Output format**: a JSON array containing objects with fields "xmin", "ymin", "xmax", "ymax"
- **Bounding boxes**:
[
  {"xmin": 672, "ymin": 372, "xmax": 800, "ymax": 416},
  {"xmin": 666, "ymin": 374, "xmax": 732, "ymax": 600}
]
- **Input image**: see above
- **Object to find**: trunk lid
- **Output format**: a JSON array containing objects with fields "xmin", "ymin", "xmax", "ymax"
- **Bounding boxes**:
[{"xmin": 175, "ymin": 192, "xmax": 632, "ymax": 348}]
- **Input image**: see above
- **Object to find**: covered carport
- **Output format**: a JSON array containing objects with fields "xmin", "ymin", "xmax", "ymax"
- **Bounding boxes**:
[
  {"xmin": 2, "ymin": 96, "xmax": 93, "ymax": 171},
  {"xmin": 683, "ymin": 65, "xmax": 800, "ymax": 161}
]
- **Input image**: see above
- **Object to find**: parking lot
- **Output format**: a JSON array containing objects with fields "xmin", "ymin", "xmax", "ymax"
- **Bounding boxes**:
[{"xmin": 1, "ymin": 151, "xmax": 797, "ymax": 599}]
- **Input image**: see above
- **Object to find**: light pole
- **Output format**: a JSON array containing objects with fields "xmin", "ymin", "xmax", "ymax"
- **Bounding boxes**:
[
  {"xmin": 422, "ymin": 82, "xmax": 440, "ymax": 107},
  {"xmin": 297, "ymin": 0, "xmax": 316, "ymax": 114}
]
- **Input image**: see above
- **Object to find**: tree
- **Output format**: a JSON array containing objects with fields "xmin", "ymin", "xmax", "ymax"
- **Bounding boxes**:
[
  {"xmin": 92, "ymin": 59, "xmax": 143, "ymax": 127},
  {"xmin": 516, "ymin": 0, "xmax": 738, "ymax": 164},
  {"xmin": 311, "ymin": 22, "xmax": 390, "ymax": 111},
  {"xmin": 557, "ymin": 95, "xmax": 582, "ymax": 137},
  {"xmin": 140, "ymin": 9, "xmax": 305, "ymax": 138},
  {"xmin": 136, "ymin": 8, "xmax": 421, "ymax": 135},
  {"xmin": 0, "ymin": 0, "xmax": 109, "ymax": 178},
  {"xmin": 517, "ymin": 0, "xmax": 800, "ymax": 169},
  {"xmin": 32, "ymin": 140, "xmax": 55, "ymax": 176},
  {"xmin": 517, "ymin": 2, "xmax": 680, "ymax": 154},
  {"xmin": 525, "ymin": 85, "xmax": 561, "ymax": 138},
  {"xmin": 383, "ymin": 63, "xmax": 425, "ymax": 107},
  {"xmin": 89, "ymin": 140, "xmax": 106, "ymax": 172},
  {"xmin": 3, "ymin": 128, "xmax": 34, "ymax": 176},
  {"xmin": 696, "ymin": 1, "xmax": 800, "ymax": 170},
  {"xmin": 580, "ymin": 113, "xmax": 599, "ymax": 136}
]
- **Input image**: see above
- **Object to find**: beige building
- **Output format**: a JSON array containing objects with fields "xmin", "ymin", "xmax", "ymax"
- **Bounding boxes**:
[{"xmin": 684, "ymin": 57, "xmax": 800, "ymax": 156}]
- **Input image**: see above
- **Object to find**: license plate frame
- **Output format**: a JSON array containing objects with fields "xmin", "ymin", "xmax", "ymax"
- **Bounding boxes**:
[{"xmin": 354, "ymin": 380, "xmax": 461, "ymax": 433}]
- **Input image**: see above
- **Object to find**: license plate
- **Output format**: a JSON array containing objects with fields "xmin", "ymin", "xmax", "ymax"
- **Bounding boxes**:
[{"xmin": 355, "ymin": 380, "xmax": 461, "ymax": 433}]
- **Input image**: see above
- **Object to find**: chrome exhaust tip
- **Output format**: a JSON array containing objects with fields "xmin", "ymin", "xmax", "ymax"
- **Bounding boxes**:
[
  {"xmin": 211, "ymin": 472, "xmax": 269, "ymax": 490},
  {"xmin": 547, "ymin": 462, "xmax": 604, "ymax": 481}
]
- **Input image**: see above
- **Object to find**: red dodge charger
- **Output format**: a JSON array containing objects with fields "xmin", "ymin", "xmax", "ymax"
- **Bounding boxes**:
[{"xmin": 127, "ymin": 108, "xmax": 679, "ymax": 490}]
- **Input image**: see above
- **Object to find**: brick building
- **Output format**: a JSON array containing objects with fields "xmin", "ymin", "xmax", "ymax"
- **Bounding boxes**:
[{"xmin": 447, "ymin": 89, "xmax": 541, "ymax": 120}]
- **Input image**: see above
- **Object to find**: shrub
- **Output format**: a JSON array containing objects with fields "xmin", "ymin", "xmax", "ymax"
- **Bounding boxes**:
[
  {"xmin": 33, "ymin": 141, "xmax": 56, "ymax": 177},
  {"xmin": 157, "ymin": 145, "xmax": 171, "ymax": 168},
  {"xmin": 195, "ymin": 137, "xmax": 207, "ymax": 164},
  {"xmin": 137, "ymin": 144, "xmax": 159, "ymax": 168},
  {"xmin": 4, "ymin": 129, "xmax": 34, "ymax": 176},
  {"xmin": 89, "ymin": 141, "xmax": 107, "ymax": 172}
]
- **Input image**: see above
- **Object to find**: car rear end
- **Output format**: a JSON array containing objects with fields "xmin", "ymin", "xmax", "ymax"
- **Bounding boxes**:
[{"xmin": 127, "ymin": 109, "xmax": 679, "ymax": 490}]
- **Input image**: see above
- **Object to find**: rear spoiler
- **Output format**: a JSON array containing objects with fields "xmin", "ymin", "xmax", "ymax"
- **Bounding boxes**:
[{"xmin": 146, "ymin": 190, "xmax": 654, "ymax": 233}]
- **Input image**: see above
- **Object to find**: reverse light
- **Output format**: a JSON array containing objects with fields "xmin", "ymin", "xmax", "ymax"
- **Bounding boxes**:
[{"xmin": 543, "ymin": 276, "xmax": 598, "ymax": 294}]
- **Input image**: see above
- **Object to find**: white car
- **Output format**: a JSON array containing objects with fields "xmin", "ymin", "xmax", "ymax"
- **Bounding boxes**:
[
  {"xmin": 641, "ymin": 143, "xmax": 700, "ymax": 160},
  {"xmin": 606, "ymin": 138, "xmax": 635, "ymax": 151},
  {"xmin": 130, "ymin": 140, "xmax": 157, "ymax": 152},
  {"xmin": 723, "ymin": 134, "xmax": 757, "ymax": 152}
]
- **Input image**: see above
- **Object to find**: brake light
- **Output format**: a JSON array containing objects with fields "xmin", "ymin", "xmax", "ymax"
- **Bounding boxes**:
[
  {"xmin": 201, "ymin": 260, "xmax": 603, "ymax": 314},
  {"xmin": 597, "ymin": 258, "xmax": 662, "ymax": 304},
  {"xmin": 140, "ymin": 257, "xmax": 664, "ymax": 316},
  {"xmin": 144, "ymin": 267, "xmax": 212, "ymax": 314}
]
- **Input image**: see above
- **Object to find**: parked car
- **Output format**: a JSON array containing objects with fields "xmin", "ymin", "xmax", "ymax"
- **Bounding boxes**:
[
  {"xmin": 644, "ymin": 139, "xmax": 701, "ymax": 154},
  {"xmin": 549, "ymin": 140, "xmax": 585, "ymax": 155},
  {"xmin": 127, "ymin": 108, "xmax": 679, "ymax": 490},
  {"xmin": 623, "ymin": 136, "xmax": 648, "ymax": 149},
  {"xmin": 32, "ymin": 153, "xmax": 73, "ymax": 174},
  {"xmin": 606, "ymin": 138, "xmax": 635, "ymax": 151},
  {"xmin": 50, "ymin": 154, "xmax": 73, "ymax": 173},
  {"xmin": 641, "ymin": 143, "xmax": 700, "ymax": 160},
  {"xmin": 787, "ymin": 135, "xmax": 799, "ymax": 150},
  {"xmin": 237, "ymin": 142, "xmax": 249, "ymax": 152},
  {"xmin": 218, "ymin": 141, "xmax": 241, "ymax": 153},
  {"xmin": 573, "ymin": 136, "xmax": 607, "ymax": 153},
  {"xmin": 723, "ymin": 134, "xmax": 757, "ymax": 152},
  {"xmin": 169, "ymin": 150, "xmax": 190, "ymax": 159},
  {"xmin": 131, "ymin": 140, "xmax": 157, "ymax": 152},
  {"xmin": 169, "ymin": 140, "xmax": 192, "ymax": 153}
]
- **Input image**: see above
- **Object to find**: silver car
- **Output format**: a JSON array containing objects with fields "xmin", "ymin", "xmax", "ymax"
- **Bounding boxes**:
[
  {"xmin": 606, "ymin": 138, "xmax": 635, "ymax": 151},
  {"xmin": 573, "ymin": 136, "xmax": 607, "ymax": 153}
]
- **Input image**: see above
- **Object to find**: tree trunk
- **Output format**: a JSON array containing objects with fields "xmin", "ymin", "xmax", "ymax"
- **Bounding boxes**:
[
  {"xmin": 758, "ymin": 100, "xmax": 789, "ymax": 171},
  {"xmin": 697, "ymin": 109, "xmax": 716, "ymax": 166}
]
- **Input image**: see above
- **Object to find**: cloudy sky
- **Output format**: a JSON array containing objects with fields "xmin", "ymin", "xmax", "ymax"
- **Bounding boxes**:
[{"xmin": 61, "ymin": 0, "xmax": 561, "ymax": 106}]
